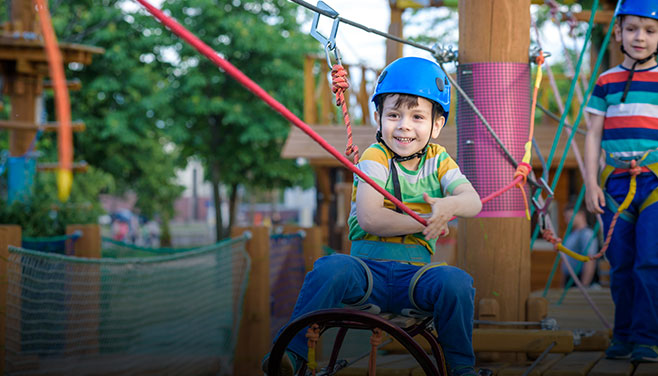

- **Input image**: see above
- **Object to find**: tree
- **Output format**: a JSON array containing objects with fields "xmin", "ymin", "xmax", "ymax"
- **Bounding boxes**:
[
  {"xmin": 46, "ymin": 0, "xmax": 184, "ymax": 240},
  {"xmin": 155, "ymin": 0, "xmax": 317, "ymax": 239}
]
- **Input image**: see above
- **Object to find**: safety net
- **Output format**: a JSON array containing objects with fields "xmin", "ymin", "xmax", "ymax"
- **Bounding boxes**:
[
  {"xmin": 4, "ymin": 236, "xmax": 251, "ymax": 376},
  {"xmin": 269, "ymin": 233, "xmax": 306, "ymax": 339},
  {"xmin": 101, "ymin": 236, "xmax": 194, "ymax": 258}
]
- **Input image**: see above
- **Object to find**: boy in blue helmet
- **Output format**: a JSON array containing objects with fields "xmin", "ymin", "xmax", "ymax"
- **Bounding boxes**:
[
  {"xmin": 263, "ymin": 56, "xmax": 482, "ymax": 376},
  {"xmin": 584, "ymin": 0, "xmax": 658, "ymax": 363}
]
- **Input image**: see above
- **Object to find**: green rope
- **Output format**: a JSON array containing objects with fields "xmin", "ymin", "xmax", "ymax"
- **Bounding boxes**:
[
  {"xmin": 9, "ymin": 234, "xmax": 248, "ymax": 265},
  {"xmin": 542, "ymin": 183, "xmax": 587, "ymax": 298},
  {"xmin": 556, "ymin": 220, "xmax": 600, "ymax": 305},
  {"xmin": 22, "ymin": 233, "xmax": 79, "ymax": 242},
  {"xmin": 529, "ymin": 1, "xmax": 599, "ymax": 248},
  {"xmin": 101, "ymin": 236, "xmax": 195, "ymax": 254}
]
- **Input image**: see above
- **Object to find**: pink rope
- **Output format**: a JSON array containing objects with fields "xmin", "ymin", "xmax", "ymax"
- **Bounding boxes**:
[{"xmin": 134, "ymin": 0, "xmax": 427, "ymax": 226}]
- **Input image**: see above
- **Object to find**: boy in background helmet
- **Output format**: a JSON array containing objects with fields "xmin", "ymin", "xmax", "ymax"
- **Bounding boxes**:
[
  {"xmin": 584, "ymin": 0, "xmax": 658, "ymax": 363},
  {"xmin": 263, "ymin": 57, "xmax": 482, "ymax": 376}
]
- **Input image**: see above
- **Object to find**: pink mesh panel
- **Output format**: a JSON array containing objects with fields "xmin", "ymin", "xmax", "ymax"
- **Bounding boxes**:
[{"xmin": 456, "ymin": 63, "xmax": 531, "ymax": 217}]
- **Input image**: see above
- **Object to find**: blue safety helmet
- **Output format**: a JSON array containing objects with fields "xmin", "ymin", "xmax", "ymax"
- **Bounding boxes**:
[
  {"xmin": 372, "ymin": 57, "xmax": 451, "ymax": 121},
  {"xmin": 615, "ymin": 0, "xmax": 658, "ymax": 20}
]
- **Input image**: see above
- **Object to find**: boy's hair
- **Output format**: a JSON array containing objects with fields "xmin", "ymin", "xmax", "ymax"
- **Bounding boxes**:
[{"xmin": 375, "ymin": 93, "xmax": 445, "ymax": 122}]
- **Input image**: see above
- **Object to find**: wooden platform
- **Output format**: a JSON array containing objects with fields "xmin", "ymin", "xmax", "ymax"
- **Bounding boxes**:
[{"xmin": 322, "ymin": 288, "xmax": 650, "ymax": 376}]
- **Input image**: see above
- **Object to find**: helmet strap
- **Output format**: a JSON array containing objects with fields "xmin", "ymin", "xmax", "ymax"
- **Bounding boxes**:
[{"xmin": 619, "ymin": 44, "xmax": 658, "ymax": 103}]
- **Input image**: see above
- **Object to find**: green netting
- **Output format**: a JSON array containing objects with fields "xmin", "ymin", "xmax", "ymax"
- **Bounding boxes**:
[
  {"xmin": 5, "ymin": 236, "xmax": 251, "ymax": 376},
  {"xmin": 101, "ymin": 236, "xmax": 196, "ymax": 258}
]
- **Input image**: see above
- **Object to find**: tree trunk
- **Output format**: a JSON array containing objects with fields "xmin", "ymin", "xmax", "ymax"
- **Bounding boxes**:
[
  {"xmin": 228, "ymin": 183, "xmax": 238, "ymax": 234},
  {"xmin": 210, "ymin": 160, "xmax": 224, "ymax": 241},
  {"xmin": 160, "ymin": 213, "xmax": 172, "ymax": 247}
]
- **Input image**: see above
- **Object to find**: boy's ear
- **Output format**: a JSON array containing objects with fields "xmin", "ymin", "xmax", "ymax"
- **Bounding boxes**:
[
  {"xmin": 374, "ymin": 111, "xmax": 380, "ymax": 124},
  {"xmin": 614, "ymin": 23, "xmax": 622, "ymax": 43},
  {"xmin": 431, "ymin": 116, "xmax": 446, "ymax": 139}
]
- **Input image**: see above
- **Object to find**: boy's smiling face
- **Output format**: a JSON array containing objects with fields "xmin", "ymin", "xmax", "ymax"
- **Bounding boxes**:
[
  {"xmin": 615, "ymin": 15, "xmax": 658, "ymax": 69},
  {"xmin": 375, "ymin": 94, "xmax": 444, "ymax": 169}
]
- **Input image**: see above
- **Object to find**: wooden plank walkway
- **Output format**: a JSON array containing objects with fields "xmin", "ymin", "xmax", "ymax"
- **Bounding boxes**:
[{"xmin": 323, "ymin": 288, "xmax": 658, "ymax": 375}]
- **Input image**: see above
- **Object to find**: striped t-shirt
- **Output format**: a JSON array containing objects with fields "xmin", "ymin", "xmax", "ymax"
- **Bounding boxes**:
[
  {"xmin": 585, "ymin": 64, "xmax": 658, "ymax": 162},
  {"xmin": 348, "ymin": 143, "xmax": 470, "ymax": 255}
]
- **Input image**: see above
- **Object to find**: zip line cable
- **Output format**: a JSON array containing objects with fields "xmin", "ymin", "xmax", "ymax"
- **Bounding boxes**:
[{"xmin": 290, "ymin": 0, "xmax": 436, "ymax": 55}]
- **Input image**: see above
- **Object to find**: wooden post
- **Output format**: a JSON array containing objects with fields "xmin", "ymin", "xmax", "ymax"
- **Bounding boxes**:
[
  {"xmin": 304, "ymin": 55, "xmax": 317, "ymax": 124},
  {"xmin": 66, "ymin": 224, "xmax": 101, "ymax": 258},
  {"xmin": 386, "ymin": 4, "xmax": 404, "ymax": 65},
  {"xmin": 457, "ymin": 0, "xmax": 531, "ymax": 362},
  {"xmin": 8, "ymin": 0, "xmax": 41, "ymax": 157},
  {"xmin": 65, "ymin": 225, "xmax": 101, "ymax": 356},
  {"xmin": 232, "ymin": 226, "xmax": 271, "ymax": 376},
  {"xmin": 0, "ymin": 225, "xmax": 22, "ymax": 376}
]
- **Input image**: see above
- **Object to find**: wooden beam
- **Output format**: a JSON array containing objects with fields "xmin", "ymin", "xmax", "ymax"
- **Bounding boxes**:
[
  {"xmin": 37, "ymin": 161, "xmax": 88, "ymax": 173},
  {"xmin": 0, "ymin": 119, "xmax": 85, "ymax": 132},
  {"xmin": 573, "ymin": 10, "xmax": 615, "ymax": 25},
  {"xmin": 44, "ymin": 78, "xmax": 82, "ymax": 91}
]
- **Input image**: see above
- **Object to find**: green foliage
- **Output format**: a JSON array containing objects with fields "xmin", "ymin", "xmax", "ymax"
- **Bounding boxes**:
[
  {"xmin": 159, "ymin": 0, "xmax": 317, "ymax": 192},
  {"xmin": 0, "ymin": 167, "xmax": 111, "ymax": 236},
  {"xmin": 47, "ymin": 0, "xmax": 184, "ymax": 219}
]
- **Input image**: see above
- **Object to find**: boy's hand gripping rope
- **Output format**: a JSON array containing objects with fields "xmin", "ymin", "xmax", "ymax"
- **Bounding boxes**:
[{"xmin": 331, "ymin": 64, "xmax": 359, "ymax": 163}]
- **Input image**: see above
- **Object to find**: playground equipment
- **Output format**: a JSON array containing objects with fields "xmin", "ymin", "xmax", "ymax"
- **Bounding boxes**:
[{"xmin": 0, "ymin": 0, "xmax": 101, "ymax": 203}]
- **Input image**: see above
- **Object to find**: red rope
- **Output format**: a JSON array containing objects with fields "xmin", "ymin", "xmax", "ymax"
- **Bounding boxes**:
[
  {"xmin": 134, "ymin": 0, "xmax": 428, "ymax": 227},
  {"xmin": 331, "ymin": 65, "xmax": 359, "ymax": 164}
]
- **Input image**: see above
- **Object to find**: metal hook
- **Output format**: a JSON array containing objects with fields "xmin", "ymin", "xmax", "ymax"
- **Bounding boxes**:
[{"xmin": 310, "ymin": 1, "xmax": 341, "ymax": 68}]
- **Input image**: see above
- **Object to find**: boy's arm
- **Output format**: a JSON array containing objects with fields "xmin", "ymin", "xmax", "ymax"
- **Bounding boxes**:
[
  {"xmin": 584, "ymin": 113, "xmax": 605, "ymax": 214},
  {"xmin": 355, "ymin": 181, "xmax": 426, "ymax": 237},
  {"xmin": 422, "ymin": 183, "xmax": 482, "ymax": 240}
]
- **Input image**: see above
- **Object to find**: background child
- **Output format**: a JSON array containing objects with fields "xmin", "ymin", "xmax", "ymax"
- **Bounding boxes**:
[
  {"xmin": 264, "ymin": 56, "xmax": 482, "ymax": 376},
  {"xmin": 584, "ymin": 0, "xmax": 658, "ymax": 362}
]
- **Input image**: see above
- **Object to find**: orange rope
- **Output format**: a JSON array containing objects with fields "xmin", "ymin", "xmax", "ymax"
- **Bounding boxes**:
[
  {"xmin": 34, "ymin": 0, "xmax": 73, "ymax": 202},
  {"xmin": 514, "ymin": 162, "xmax": 532, "ymax": 220},
  {"xmin": 591, "ymin": 160, "xmax": 642, "ymax": 260},
  {"xmin": 306, "ymin": 324, "xmax": 321, "ymax": 375},
  {"xmin": 331, "ymin": 64, "xmax": 359, "ymax": 164},
  {"xmin": 368, "ymin": 328, "xmax": 384, "ymax": 376}
]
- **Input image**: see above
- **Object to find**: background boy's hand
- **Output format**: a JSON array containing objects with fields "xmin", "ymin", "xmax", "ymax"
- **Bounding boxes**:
[
  {"xmin": 422, "ymin": 192, "xmax": 454, "ymax": 239},
  {"xmin": 585, "ymin": 184, "xmax": 605, "ymax": 214}
]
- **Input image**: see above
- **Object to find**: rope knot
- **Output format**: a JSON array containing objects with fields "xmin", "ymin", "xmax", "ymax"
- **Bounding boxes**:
[
  {"xmin": 535, "ymin": 50, "xmax": 545, "ymax": 65},
  {"xmin": 331, "ymin": 64, "xmax": 349, "ymax": 106},
  {"xmin": 514, "ymin": 162, "xmax": 532, "ymax": 184},
  {"xmin": 541, "ymin": 229, "xmax": 561, "ymax": 247}
]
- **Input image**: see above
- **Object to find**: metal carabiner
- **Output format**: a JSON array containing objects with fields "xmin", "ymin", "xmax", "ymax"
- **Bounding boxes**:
[{"xmin": 310, "ymin": 1, "xmax": 342, "ymax": 68}]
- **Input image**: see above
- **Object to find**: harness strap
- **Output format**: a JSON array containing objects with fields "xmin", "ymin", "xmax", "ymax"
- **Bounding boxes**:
[
  {"xmin": 407, "ymin": 262, "xmax": 447, "ymax": 314},
  {"xmin": 343, "ymin": 254, "xmax": 375, "ymax": 307},
  {"xmin": 390, "ymin": 160, "xmax": 404, "ymax": 214}
]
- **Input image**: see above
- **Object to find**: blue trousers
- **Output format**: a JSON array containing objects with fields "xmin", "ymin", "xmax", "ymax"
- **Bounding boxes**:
[
  {"xmin": 603, "ymin": 172, "xmax": 658, "ymax": 345},
  {"xmin": 275, "ymin": 253, "xmax": 476, "ymax": 368}
]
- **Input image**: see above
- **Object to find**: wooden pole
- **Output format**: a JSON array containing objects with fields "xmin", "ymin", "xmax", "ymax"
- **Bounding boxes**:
[
  {"xmin": 386, "ymin": 4, "xmax": 404, "ymax": 65},
  {"xmin": 0, "ymin": 225, "xmax": 22, "ymax": 376},
  {"xmin": 8, "ymin": 0, "xmax": 42, "ymax": 157},
  {"xmin": 232, "ymin": 226, "xmax": 271, "ymax": 376},
  {"xmin": 457, "ymin": 0, "xmax": 531, "ymax": 362}
]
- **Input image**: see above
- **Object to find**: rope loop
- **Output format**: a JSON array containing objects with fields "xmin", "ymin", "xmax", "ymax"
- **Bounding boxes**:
[
  {"xmin": 306, "ymin": 324, "xmax": 321, "ymax": 374},
  {"xmin": 331, "ymin": 64, "xmax": 359, "ymax": 163},
  {"xmin": 368, "ymin": 328, "xmax": 384, "ymax": 376}
]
